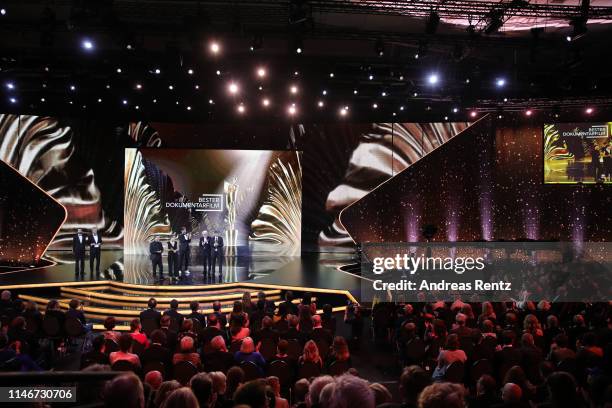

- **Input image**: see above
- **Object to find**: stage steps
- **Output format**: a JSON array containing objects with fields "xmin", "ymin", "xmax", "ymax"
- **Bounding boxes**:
[{"xmin": 13, "ymin": 280, "xmax": 357, "ymax": 328}]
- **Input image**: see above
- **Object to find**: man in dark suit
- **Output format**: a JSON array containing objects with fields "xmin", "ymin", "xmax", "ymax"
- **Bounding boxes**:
[
  {"xmin": 88, "ymin": 227, "xmax": 102, "ymax": 275},
  {"xmin": 73, "ymin": 228, "xmax": 87, "ymax": 276},
  {"xmin": 159, "ymin": 315, "xmax": 178, "ymax": 351},
  {"xmin": 163, "ymin": 299, "xmax": 184, "ymax": 331},
  {"xmin": 519, "ymin": 333, "xmax": 543, "ymax": 384},
  {"xmin": 149, "ymin": 236, "xmax": 164, "ymax": 280},
  {"xmin": 211, "ymin": 231, "xmax": 224, "ymax": 276},
  {"xmin": 494, "ymin": 331, "xmax": 522, "ymax": 380},
  {"xmin": 140, "ymin": 298, "xmax": 162, "ymax": 333},
  {"xmin": 208, "ymin": 301, "xmax": 227, "ymax": 329},
  {"xmin": 141, "ymin": 329, "xmax": 172, "ymax": 369},
  {"xmin": 199, "ymin": 230, "xmax": 212, "ymax": 278},
  {"xmin": 178, "ymin": 226, "xmax": 191, "ymax": 277}
]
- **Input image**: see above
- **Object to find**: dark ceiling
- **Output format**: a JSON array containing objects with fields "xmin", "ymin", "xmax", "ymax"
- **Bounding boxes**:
[{"xmin": 0, "ymin": 0, "xmax": 612, "ymax": 122}]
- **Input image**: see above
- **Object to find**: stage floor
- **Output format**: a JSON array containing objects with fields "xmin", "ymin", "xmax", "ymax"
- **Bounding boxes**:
[{"xmin": 0, "ymin": 249, "xmax": 365, "ymax": 298}]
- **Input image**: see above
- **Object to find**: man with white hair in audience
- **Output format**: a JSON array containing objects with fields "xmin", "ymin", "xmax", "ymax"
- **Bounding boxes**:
[
  {"xmin": 308, "ymin": 375, "xmax": 334, "ymax": 407},
  {"xmin": 172, "ymin": 336, "xmax": 201, "ymax": 369},
  {"xmin": 324, "ymin": 373, "xmax": 375, "ymax": 408}
]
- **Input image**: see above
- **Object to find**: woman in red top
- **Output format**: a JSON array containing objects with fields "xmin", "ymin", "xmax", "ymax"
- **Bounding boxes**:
[{"xmin": 129, "ymin": 318, "xmax": 149, "ymax": 347}]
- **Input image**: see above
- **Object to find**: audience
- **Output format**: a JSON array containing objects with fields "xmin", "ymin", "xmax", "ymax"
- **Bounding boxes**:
[{"xmin": 0, "ymin": 293, "xmax": 609, "ymax": 408}]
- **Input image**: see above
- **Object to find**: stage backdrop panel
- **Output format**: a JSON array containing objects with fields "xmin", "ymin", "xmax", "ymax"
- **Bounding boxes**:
[{"xmin": 124, "ymin": 148, "xmax": 302, "ymax": 256}]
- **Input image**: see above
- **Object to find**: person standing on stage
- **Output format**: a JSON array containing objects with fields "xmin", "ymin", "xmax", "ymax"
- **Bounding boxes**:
[
  {"xmin": 149, "ymin": 236, "xmax": 164, "ymax": 280},
  {"xmin": 73, "ymin": 228, "xmax": 87, "ymax": 276},
  {"xmin": 167, "ymin": 235, "xmax": 179, "ymax": 282},
  {"xmin": 178, "ymin": 226, "xmax": 191, "ymax": 277},
  {"xmin": 199, "ymin": 230, "xmax": 212, "ymax": 278},
  {"xmin": 211, "ymin": 231, "xmax": 224, "ymax": 276},
  {"xmin": 88, "ymin": 227, "xmax": 102, "ymax": 276}
]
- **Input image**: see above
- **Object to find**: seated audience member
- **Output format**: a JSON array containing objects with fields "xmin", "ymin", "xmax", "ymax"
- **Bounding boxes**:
[
  {"xmin": 130, "ymin": 318, "xmax": 149, "ymax": 346},
  {"xmin": 209, "ymin": 300, "xmax": 228, "ymax": 328},
  {"xmin": 254, "ymin": 315, "xmax": 279, "ymax": 346},
  {"xmin": 202, "ymin": 335, "xmax": 234, "ymax": 373},
  {"xmin": 234, "ymin": 380, "xmax": 269, "ymax": 408},
  {"xmin": 173, "ymin": 336, "xmax": 201, "ymax": 369},
  {"xmin": 81, "ymin": 334, "xmax": 109, "ymax": 368},
  {"xmin": 109, "ymin": 333, "xmax": 141, "ymax": 368},
  {"xmin": 154, "ymin": 380, "xmax": 181, "ymax": 408},
  {"xmin": 160, "ymin": 314, "xmax": 179, "ymax": 351},
  {"xmin": 280, "ymin": 290, "xmax": 299, "ymax": 316},
  {"xmin": 162, "ymin": 387, "xmax": 199, "ymax": 408},
  {"xmin": 433, "ymin": 334, "xmax": 467, "ymax": 381},
  {"xmin": 208, "ymin": 371, "xmax": 227, "ymax": 408},
  {"xmin": 190, "ymin": 372, "xmax": 216, "ymax": 408},
  {"xmin": 66, "ymin": 299, "xmax": 87, "ymax": 325},
  {"xmin": 321, "ymin": 303, "xmax": 337, "ymax": 334},
  {"xmin": 283, "ymin": 314, "xmax": 304, "ymax": 344},
  {"xmin": 22, "ymin": 300, "xmax": 43, "ymax": 336},
  {"xmin": 539, "ymin": 371, "xmax": 582, "ymax": 408},
  {"xmin": 234, "ymin": 336, "xmax": 266, "ymax": 374},
  {"xmin": 494, "ymin": 383, "xmax": 525, "ymax": 408},
  {"xmin": 225, "ymin": 366, "xmax": 245, "ymax": 406},
  {"xmin": 327, "ymin": 336, "xmax": 351, "ymax": 367},
  {"xmin": 495, "ymin": 331, "xmax": 523, "ymax": 375},
  {"xmin": 523, "ymin": 314, "xmax": 545, "ymax": 349},
  {"xmin": 140, "ymin": 297, "xmax": 162, "ymax": 322},
  {"xmin": 7, "ymin": 316, "xmax": 37, "ymax": 354},
  {"xmin": 229, "ymin": 300, "xmax": 249, "ymax": 328},
  {"xmin": 293, "ymin": 378, "xmax": 310, "ymax": 408},
  {"xmin": 258, "ymin": 291, "xmax": 276, "ymax": 317},
  {"xmin": 548, "ymin": 333, "xmax": 576, "ymax": 364},
  {"xmin": 201, "ymin": 313, "xmax": 225, "ymax": 345},
  {"xmin": 178, "ymin": 318, "xmax": 198, "ymax": 344},
  {"xmin": 271, "ymin": 339, "xmax": 297, "ymax": 370},
  {"xmin": 418, "ymin": 382, "xmax": 466, "ymax": 408},
  {"xmin": 311, "ymin": 315, "xmax": 333, "ymax": 346},
  {"xmin": 187, "ymin": 301, "xmax": 205, "ymax": 326},
  {"xmin": 267, "ymin": 376, "xmax": 290, "ymax": 408},
  {"xmin": 544, "ymin": 315, "xmax": 563, "ymax": 349},
  {"xmin": 103, "ymin": 316, "xmax": 121, "ymax": 343},
  {"xmin": 144, "ymin": 370, "xmax": 163, "ymax": 391},
  {"xmin": 44, "ymin": 299, "xmax": 66, "ymax": 333},
  {"xmin": 141, "ymin": 329, "xmax": 172, "ymax": 368},
  {"xmin": 326, "ymin": 373, "xmax": 375, "ymax": 408},
  {"xmin": 103, "ymin": 373, "xmax": 145, "ymax": 408},
  {"xmin": 468, "ymin": 374, "xmax": 502, "ymax": 408},
  {"xmin": 370, "ymin": 382, "xmax": 393, "ymax": 406},
  {"xmin": 0, "ymin": 290, "xmax": 14, "ymax": 316},
  {"xmin": 450, "ymin": 313, "xmax": 473, "ymax": 339},
  {"xmin": 0, "ymin": 333, "xmax": 42, "ymax": 371},
  {"xmin": 163, "ymin": 299, "xmax": 184, "ymax": 329},
  {"xmin": 299, "ymin": 339, "xmax": 324, "ymax": 369},
  {"xmin": 379, "ymin": 365, "xmax": 431, "ymax": 408},
  {"xmin": 307, "ymin": 375, "xmax": 334, "ymax": 407},
  {"xmin": 242, "ymin": 292, "xmax": 255, "ymax": 315},
  {"xmin": 519, "ymin": 333, "xmax": 544, "ymax": 384},
  {"xmin": 503, "ymin": 365, "xmax": 535, "ymax": 403},
  {"xmin": 229, "ymin": 319, "xmax": 250, "ymax": 343}
]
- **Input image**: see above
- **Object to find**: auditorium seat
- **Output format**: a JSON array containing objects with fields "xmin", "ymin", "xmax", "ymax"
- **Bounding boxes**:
[
  {"xmin": 470, "ymin": 359, "xmax": 493, "ymax": 386},
  {"xmin": 111, "ymin": 360, "xmax": 137, "ymax": 373},
  {"xmin": 143, "ymin": 360, "xmax": 165, "ymax": 377},
  {"xmin": 315, "ymin": 340, "xmax": 330, "ymax": 360},
  {"xmin": 298, "ymin": 361, "xmax": 322, "ymax": 379},
  {"xmin": 258, "ymin": 337, "xmax": 277, "ymax": 361},
  {"xmin": 444, "ymin": 361, "xmax": 465, "ymax": 383},
  {"xmin": 404, "ymin": 338, "xmax": 426, "ymax": 366},
  {"xmin": 329, "ymin": 360, "xmax": 350, "ymax": 376},
  {"xmin": 268, "ymin": 360, "xmax": 292, "ymax": 389},
  {"xmin": 240, "ymin": 361, "xmax": 262, "ymax": 381}
]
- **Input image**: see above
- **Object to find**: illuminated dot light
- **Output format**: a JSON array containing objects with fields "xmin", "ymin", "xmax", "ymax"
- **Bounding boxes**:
[{"xmin": 210, "ymin": 42, "xmax": 220, "ymax": 54}]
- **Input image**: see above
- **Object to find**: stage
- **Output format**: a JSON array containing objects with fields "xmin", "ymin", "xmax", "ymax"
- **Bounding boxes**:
[{"xmin": 0, "ymin": 249, "xmax": 364, "ymax": 296}]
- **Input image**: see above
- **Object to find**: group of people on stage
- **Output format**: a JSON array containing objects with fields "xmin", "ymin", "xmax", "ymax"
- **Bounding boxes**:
[
  {"xmin": 149, "ymin": 226, "xmax": 224, "ymax": 282},
  {"xmin": 72, "ymin": 227, "xmax": 103, "ymax": 276}
]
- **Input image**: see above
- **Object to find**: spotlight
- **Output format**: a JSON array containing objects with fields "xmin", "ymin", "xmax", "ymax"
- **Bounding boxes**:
[
  {"xmin": 339, "ymin": 107, "xmax": 348, "ymax": 116},
  {"xmin": 136, "ymin": 83, "xmax": 142, "ymax": 90},
  {"xmin": 413, "ymin": 92, "xmax": 418, "ymax": 97},
  {"xmin": 82, "ymin": 39, "xmax": 94, "ymax": 50},
  {"xmin": 503, "ymin": 97, "xmax": 508, "ymax": 102},
  {"xmin": 228, "ymin": 82, "xmax": 239, "ymax": 95},
  {"xmin": 40, "ymin": 97, "xmax": 45, "ymax": 102},
  {"xmin": 322, "ymin": 90, "xmax": 327, "ymax": 95},
  {"xmin": 292, "ymin": 37, "xmax": 304, "ymax": 54},
  {"xmin": 97, "ymin": 98, "xmax": 102, "ymax": 103},
  {"xmin": 209, "ymin": 99, "xmax": 214, "ymax": 104},
  {"xmin": 317, "ymin": 100, "xmax": 324, "ymax": 108},
  {"xmin": 496, "ymin": 78, "xmax": 506, "ymax": 87},
  {"xmin": 372, "ymin": 103, "xmax": 378, "ymax": 109},
  {"xmin": 470, "ymin": 111, "xmax": 478, "ymax": 118},
  {"xmin": 368, "ymin": 74, "xmax": 374, "ymax": 80},
  {"xmin": 427, "ymin": 73, "xmax": 439, "ymax": 85},
  {"xmin": 216, "ymin": 70, "xmax": 221, "ymax": 76},
  {"xmin": 381, "ymin": 91, "xmax": 387, "ymax": 97},
  {"xmin": 444, "ymin": 116, "xmax": 449, "ymax": 120},
  {"xmin": 375, "ymin": 39, "xmax": 385, "ymax": 56},
  {"xmin": 262, "ymin": 98, "xmax": 270, "ymax": 107},
  {"xmin": 5, "ymin": 82, "xmax": 14, "ymax": 90},
  {"xmin": 288, "ymin": 105, "xmax": 297, "ymax": 115},
  {"xmin": 0, "ymin": 8, "xmax": 6, "ymax": 16},
  {"xmin": 237, "ymin": 104, "xmax": 245, "ymax": 114},
  {"xmin": 154, "ymin": 68, "xmax": 161, "ymax": 75},
  {"xmin": 465, "ymin": 78, "xmax": 470, "ymax": 84},
  {"xmin": 69, "ymin": 85, "xmax": 76, "ymax": 91},
  {"xmin": 122, "ymin": 99, "xmax": 128, "ymax": 105},
  {"xmin": 9, "ymin": 97, "xmax": 16, "ymax": 104},
  {"xmin": 425, "ymin": 11, "xmax": 441, "ymax": 35},
  {"xmin": 353, "ymin": 89, "xmax": 358, "ymax": 95},
  {"xmin": 257, "ymin": 67, "xmax": 266, "ymax": 78},
  {"xmin": 195, "ymin": 85, "xmax": 200, "ymax": 90},
  {"xmin": 585, "ymin": 107, "xmax": 594, "ymax": 114},
  {"xmin": 250, "ymin": 33, "xmax": 263, "ymax": 51},
  {"xmin": 525, "ymin": 109, "xmax": 533, "ymax": 116},
  {"xmin": 116, "ymin": 68, "xmax": 122, "ymax": 74},
  {"xmin": 168, "ymin": 85, "xmax": 174, "ymax": 90},
  {"xmin": 210, "ymin": 41, "xmax": 220, "ymax": 54},
  {"xmin": 186, "ymin": 106, "xmax": 192, "ymax": 111},
  {"xmin": 329, "ymin": 72, "xmax": 334, "ymax": 78},
  {"xmin": 290, "ymin": 85, "xmax": 298, "ymax": 94},
  {"xmin": 400, "ymin": 106, "xmax": 405, "ymax": 111},
  {"xmin": 452, "ymin": 107, "xmax": 459, "ymax": 113},
  {"xmin": 187, "ymin": 69, "xmax": 194, "ymax": 75}
]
